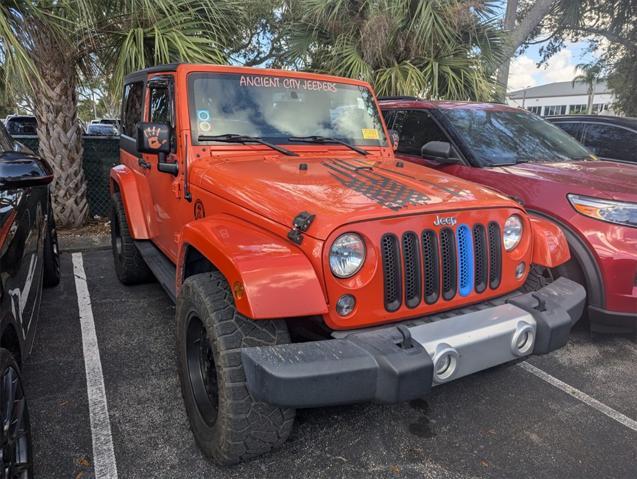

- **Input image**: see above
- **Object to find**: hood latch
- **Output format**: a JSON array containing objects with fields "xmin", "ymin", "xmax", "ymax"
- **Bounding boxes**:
[{"xmin": 288, "ymin": 211, "xmax": 315, "ymax": 245}]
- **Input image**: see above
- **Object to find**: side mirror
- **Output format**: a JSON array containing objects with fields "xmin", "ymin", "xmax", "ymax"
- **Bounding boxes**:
[
  {"xmin": 0, "ymin": 152, "xmax": 53, "ymax": 188},
  {"xmin": 137, "ymin": 122, "xmax": 171, "ymax": 154},
  {"xmin": 421, "ymin": 141, "xmax": 460, "ymax": 164},
  {"xmin": 388, "ymin": 129, "xmax": 399, "ymax": 151},
  {"xmin": 137, "ymin": 122, "xmax": 178, "ymax": 175}
]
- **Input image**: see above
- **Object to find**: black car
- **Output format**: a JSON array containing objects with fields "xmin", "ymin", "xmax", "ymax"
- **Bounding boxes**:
[
  {"xmin": 86, "ymin": 123, "xmax": 118, "ymax": 136},
  {"xmin": 546, "ymin": 115, "xmax": 637, "ymax": 164},
  {"xmin": 5, "ymin": 116, "xmax": 38, "ymax": 136},
  {"xmin": 0, "ymin": 121, "xmax": 59, "ymax": 477}
]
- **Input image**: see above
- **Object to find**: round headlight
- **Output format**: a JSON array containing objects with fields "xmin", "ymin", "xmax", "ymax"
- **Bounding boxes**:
[
  {"xmin": 503, "ymin": 215, "xmax": 523, "ymax": 251},
  {"xmin": 330, "ymin": 233, "xmax": 366, "ymax": 278}
]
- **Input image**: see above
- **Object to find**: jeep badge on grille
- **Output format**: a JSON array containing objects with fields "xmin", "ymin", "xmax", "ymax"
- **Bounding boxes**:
[{"xmin": 434, "ymin": 216, "xmax": 457, "ymax": 226}]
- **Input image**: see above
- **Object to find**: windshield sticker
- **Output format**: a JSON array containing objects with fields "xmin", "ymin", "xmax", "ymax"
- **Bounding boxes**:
[
  {"xmin": 239, "ymin": 75, "xmax": 337, "ymax": 93},
  {"xmin": 361, "ymin": 128, "xmax": 380, "ymax": 140},
  {"xmin": 196, "ymin": 110, "xmax": 212, "ymax": 132},
  {"xmin": 197, "ymin": 110, "xmax": 210, "ymax": 121},
  {"xmin": 322, "ymin": 159, "xmax": 431, "ymax": 211}
]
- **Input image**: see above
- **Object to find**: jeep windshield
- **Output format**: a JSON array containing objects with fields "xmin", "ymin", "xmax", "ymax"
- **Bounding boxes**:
[
  {"xmin": 188, "ymin": 72, "xmax": 387, "ymax": 148},
  {"xmin": 438, "ymin": 107, "xmax": 594, "ymax": 166}
]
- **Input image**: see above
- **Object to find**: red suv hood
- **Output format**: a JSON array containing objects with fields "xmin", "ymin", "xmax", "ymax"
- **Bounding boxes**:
[
  {"xmin": 493, "ymin": 160, "xmax": 637, "ymax": 202},
  {"xmin": 193, "ymin": 154, "xmax": 518, "ymax": 240}
]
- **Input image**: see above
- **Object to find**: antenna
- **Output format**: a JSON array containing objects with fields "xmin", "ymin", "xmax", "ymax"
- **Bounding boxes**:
[{"xmin": 184, "ymin": 134, "xmax": 192, "ymax": 202}]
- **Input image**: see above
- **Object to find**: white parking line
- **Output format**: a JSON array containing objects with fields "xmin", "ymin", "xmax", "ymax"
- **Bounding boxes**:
[
  {"xmin": 72, "ymin": 253, "xmax": 119, "ymax": 479},
  {"xmin": 518, "ymin": 361, "xmax": 637, "ymax": 433}
]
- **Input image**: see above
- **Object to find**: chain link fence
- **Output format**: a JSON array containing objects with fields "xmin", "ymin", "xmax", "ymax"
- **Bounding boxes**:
[{"xmin": 13, "ymin": 135, "xmax": 119, "ymax": 218}]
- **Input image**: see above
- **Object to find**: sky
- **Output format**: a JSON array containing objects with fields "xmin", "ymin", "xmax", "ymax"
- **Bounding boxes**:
[{"xmin": 507, "ymin": 41, "xmax": 598, "ymax": 93}]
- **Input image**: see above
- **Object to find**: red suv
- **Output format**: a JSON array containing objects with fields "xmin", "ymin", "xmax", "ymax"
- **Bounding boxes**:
[{"xmin": 380, "ymin": 99, "xmax": 636, "ymax": 334}]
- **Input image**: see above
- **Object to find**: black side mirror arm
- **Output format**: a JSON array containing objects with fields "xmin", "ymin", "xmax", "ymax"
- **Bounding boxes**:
[{"xmin": 157, "ymin": 152, "xmax": 178, "ymax": 175}]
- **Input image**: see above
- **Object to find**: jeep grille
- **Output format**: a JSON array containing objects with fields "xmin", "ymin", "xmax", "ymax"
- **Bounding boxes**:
[{"xmin": 381, "ymin": 223, "xmax": 503, "ymax": 311}]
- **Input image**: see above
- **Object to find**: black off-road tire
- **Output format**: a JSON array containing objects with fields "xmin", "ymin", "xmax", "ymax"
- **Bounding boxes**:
[
  {"xmin": 43, "ymin": 198, "xmax": 60, "ymax": 288},
  {"xmin": 110, "ymin": 193, "xmax": 153, "ymax": 285},
  {"xmin": 176, "ymin": 272, "xmax": 295, "ymax": 465},
  {"xmin": 0, "ymin": 348, "xmax": 33, "ymax": 478},
  {"xmin": 521, "ymin": 265, "xmax": 554, "ymax": 293}
]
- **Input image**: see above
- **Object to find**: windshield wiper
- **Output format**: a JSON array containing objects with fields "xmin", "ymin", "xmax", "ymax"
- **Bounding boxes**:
[
  {"xmin": 288, "ymin": 135, "xmax": 369, "ymax": 156},
  {"xmin": 198, "ymin": 134, "xmax": 298, "ymax": 157}
]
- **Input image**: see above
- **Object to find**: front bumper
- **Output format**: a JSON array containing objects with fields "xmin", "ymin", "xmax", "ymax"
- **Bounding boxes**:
[{"xmin": 242, "ymin": 278, "xmax": 585, "ymax": 408}]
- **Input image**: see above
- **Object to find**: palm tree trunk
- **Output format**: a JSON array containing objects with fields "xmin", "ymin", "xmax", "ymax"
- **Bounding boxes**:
[
  {"xmin": 32, "ymin": 55, "xmax": 89, "ymax": 227},
  {"xmin": 587, "ymin": 84, "xmax": 594, "ymax": 114}
]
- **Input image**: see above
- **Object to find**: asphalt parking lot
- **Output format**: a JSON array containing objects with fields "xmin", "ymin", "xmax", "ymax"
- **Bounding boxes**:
[{"xmin": 23, "ymin": 248, "xmax": 637, "ymax": 479}]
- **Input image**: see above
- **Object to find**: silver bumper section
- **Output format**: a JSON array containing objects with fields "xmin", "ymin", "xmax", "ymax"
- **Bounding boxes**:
[
  {"xmin": 242, "ymin": 277, "xmax": 586, "ymax": 408},
  {"xmin": 410, "ymin": 303, "xmax": 536, "ymax": 385}
]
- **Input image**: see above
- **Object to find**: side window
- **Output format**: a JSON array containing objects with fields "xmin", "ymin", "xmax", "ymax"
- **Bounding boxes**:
[
  {"xmin": 149, "ymin": 86, "xmax": 172, "ymax": 125},
  {"xmin": 382, "ymin": 110, "xmax": 395, "ymax": 129},
  {"xmin": 121, "ymin": 82, "xmax": 144, "ymax": 138},
  {"xmin": 553, "ymin": 122, "xmax": 582, "ymax": 141},
  {"xmin": 393, "ymin": 110, "xmax": 449, "ymax": 156},
  {"xmin": 583, "ymin": 124, "xmax": 637, "ymax": 162},
  {"xmin": 0, "ymin": 123, "xmax": 14, "ymax": 152}
]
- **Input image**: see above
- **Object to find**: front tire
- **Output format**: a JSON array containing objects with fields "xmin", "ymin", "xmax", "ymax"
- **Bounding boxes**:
[
  {"xmin": 176, "ymin": 272, "xmax": 295, "ymax": 465},
  {"xmin": 0, "ymin": 348, "xmax": 33, "ymax": 479},
  {"xmin": 110, "ymin": 193, "xmax": 153, "ymax": 285}
]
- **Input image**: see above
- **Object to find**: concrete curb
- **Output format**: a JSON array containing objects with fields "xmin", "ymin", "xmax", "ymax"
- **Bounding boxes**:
[{"xmin": 59, "ymin": 234, "xmax": 111, "ymax": 253}]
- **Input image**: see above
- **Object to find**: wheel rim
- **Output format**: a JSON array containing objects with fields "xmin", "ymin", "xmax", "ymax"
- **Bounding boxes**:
[
  {"xmin": 0, "ymin": 367, "xmax": 31, "ymax": 479},
  {"xmin": 186, "ymin": 315, "xmax": 219, "ymax": 426}
]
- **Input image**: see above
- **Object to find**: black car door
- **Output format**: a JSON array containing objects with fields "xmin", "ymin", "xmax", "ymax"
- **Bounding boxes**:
[
  {"xmin": 581, "ymin": 122, "xmax": 637, "ymax": 164},
  {"xmin": 0, "ymin": 124, "xmax": 47, "ymax": 356}
]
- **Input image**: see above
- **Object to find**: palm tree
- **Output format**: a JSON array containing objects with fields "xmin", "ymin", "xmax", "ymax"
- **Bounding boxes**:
[
  {"xmin": 572, "ymin": 62, "xmax": 604, "ymax": 115},
  {"xmin": 0, "ymin": 0, "xmax": 243, "ymax": 227},
  {"xmin": 283, "ymin": 0, "xmax": 504, "ymax": 100}
]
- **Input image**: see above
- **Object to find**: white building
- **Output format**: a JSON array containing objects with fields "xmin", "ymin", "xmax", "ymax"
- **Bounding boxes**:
[{"xmin": 507, "ymin": 80, "xmax": 616, "ymax": 116}]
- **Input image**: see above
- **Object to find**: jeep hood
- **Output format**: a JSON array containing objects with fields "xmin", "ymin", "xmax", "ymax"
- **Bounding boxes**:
[{"xmin": 193, "ymin": 155, "xmax": 518, "ymax": 240}]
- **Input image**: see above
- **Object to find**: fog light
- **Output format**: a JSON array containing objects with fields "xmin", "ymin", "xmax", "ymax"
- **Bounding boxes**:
[
  {"xmin": 511, "ymin": 323, "xmax": 535, "ymax": 356},
  {"xmin": 515, "ymin": 262, "xmax": 526, "ymax": 279},
  {"xmin": 336, "ymin": 295, "xmax": 356, "ymax": 316},
  {"xmin": 433, "ymin": 345, "xmax": 458, "ymax": 382}
]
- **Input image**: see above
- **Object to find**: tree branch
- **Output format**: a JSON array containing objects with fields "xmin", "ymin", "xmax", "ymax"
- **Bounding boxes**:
[
  {"xmin": 567, "ymin": 26, "xmax": 637, "ymax": 52},
  {"xmin": 502, "ymin": 0, "xmax": 557, "ymax": 59}
]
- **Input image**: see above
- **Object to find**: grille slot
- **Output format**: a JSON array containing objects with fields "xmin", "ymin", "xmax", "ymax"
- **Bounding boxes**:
[
  {"xmin": 422, "ymin": 230, "xmax": 440, "ymax": 304},
  {"xmin": 456, "ymin": 225, "xmax": 474, "ymax": 297},
  {"xmin": 381, "ymin": 234, "xmax": 402, "ymax": 312},
  {"xmin": 488, "ymin": 222, "xmax": 502, "ymax": 289},
  {"xmin": 440, "ymin": 228, "xmax": 457, "ymax": 300},
  {"xmin": 473, "ymin": 224, "xmax": 488, "ymax": 293},
  {"xmin": 402, "ymin": 232, "xmax": 421, "ymax": 308}
]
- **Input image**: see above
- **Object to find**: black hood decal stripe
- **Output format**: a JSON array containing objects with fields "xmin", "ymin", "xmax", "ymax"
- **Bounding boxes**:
[
  {"xmin": 322, "ymin": 159, "xmax": 432, "ymax": 211},
  {"xmin": 349, "ymin": 158, "xmax": 466, "ymax": 198}
]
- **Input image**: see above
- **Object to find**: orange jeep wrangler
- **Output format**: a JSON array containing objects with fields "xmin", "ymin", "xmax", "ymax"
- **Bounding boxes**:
[{"xmin": 110, "ymin": 64, "xmax": 585, "ymax": 464}]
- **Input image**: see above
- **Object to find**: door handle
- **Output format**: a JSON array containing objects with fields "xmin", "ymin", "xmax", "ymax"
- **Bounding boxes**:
[{"xmin": 138, "ymin": 157, "xmax": 151, "ymax": 170}]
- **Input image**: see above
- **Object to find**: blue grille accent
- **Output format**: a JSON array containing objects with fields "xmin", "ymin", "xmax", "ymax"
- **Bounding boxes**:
[{"xmin": 457, "ymin": 224, "xmax": 475, "ymax": 297}]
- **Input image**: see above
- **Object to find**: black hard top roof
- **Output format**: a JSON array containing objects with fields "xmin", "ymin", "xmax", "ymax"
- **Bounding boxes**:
[
  {"xmin": 546, "ymin": 115, "xmax": 637, "ymax": 129},
  {"xmin": 124, "ymin": 63, "xmax": 180, "ymax": 84}
]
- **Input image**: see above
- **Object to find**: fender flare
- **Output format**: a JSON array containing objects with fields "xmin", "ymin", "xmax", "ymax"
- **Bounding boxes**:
[
  {"xmin": 109, "ymin": 165, "xmax": 150, "ymax": 239},
  {"xmin": 528, "ymin": 215, "xmax": 571, "ymax": 268},
  {"xmin": 178, "ymin": 214, "xmax": 328, "ymax": 319},
  {"xmin": 528, "ymin": 209, "xmax": 604, "ymax": 308}
]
